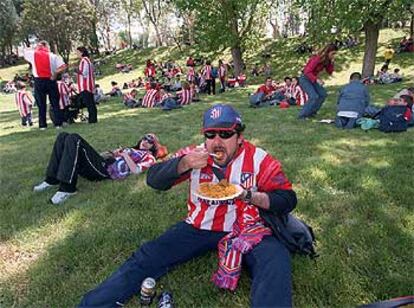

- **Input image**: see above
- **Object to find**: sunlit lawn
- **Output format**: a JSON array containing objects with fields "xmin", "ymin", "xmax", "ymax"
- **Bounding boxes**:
[{"xmin": 0, "ymin": 29, "xmax": 413, "ymax": 307}]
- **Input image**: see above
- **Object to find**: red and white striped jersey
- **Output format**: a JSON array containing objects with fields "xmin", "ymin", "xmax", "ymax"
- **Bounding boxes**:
[
  {"xmin": 177, "ymin": 89, "xmax": 192, "ymax": 105},
  {"xmin": 281, "ymin": 83, "xmax": 295, "ymax": 98},
  {"xmin": 57, "ymin": 81, "xmax": 71, "ymax": 109},
  {"xmin": 15, "ymin": 90, "xmax": 33, "ymax": 117},
  {"xmin": 187, "ymin": 66, "xmax": 195, "ymax": 82},
  {"xmin": 294, "ymin": 84, "xmax": 308, "ymax": 106},
  {"xmin": 219, "ymin": 64, "xmax": 227, "ymax": 78},
  {"xmin": 23, "ymin": 47, "xmax": 66, "ymax": 79},
  {"xmin": 203, "ymin": 65, "xmax": 212, "ymax": 80},
  {"xmin": 77, "ymin": 57, "xmax": 95, "ymax": 93},
  {"xmin": 123, "ymin": 92, "xmax": 135, "ymax": 103},
  {"xmin": 142, "ymin": 89, "xmax": 159, "ymax": 108},
  {"xmin": 145, "ymin": 65, "xmax": 156, "ymax": 77},
  {"xmin": 172, "ymin": 141, "xmax": 292, "ymax": 232}
]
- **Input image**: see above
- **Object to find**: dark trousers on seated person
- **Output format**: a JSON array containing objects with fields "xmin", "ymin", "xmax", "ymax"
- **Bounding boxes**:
[
  {"xmin": 335, "ymin": 116, "xmax": 357, "ymax": 129},
  {"xmin": 79, "ymin": 221, "xmax": 292, "ymax": 308},
  {"xmin": 45, "ymin": 132, "xmax": 109, "ymax": 192},
  {"xmin": 298, "ymin": 75, "xmax": 327, "ymax": 118},
  {"xmin": 80, "ymin": 91, "xmax": 98, "ymax": 123}
]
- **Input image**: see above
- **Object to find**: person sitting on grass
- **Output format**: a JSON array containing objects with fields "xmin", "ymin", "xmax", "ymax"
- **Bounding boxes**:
[
  {"xmin": 190, "ymin": 81, "xmax": 200, "ymax": 102},
  {"xmin": 106, "ymin": 81, "xmax": 122, "ymax": 96},
  {"xmin": 335, "ymin": 72, "xmax": 371, "ymax": 129},
  {"xmin": 33, "ymin": 132, "xmax": 166, "ymax": 205},
  {"xmin": 257, "ymin": 77, "xmax": 276, "ymax": 98},
  {"xmin": 390, "ymin": 68, "xmax": 403, "ymax": 83},
  {"xmin": 15, "ymin": 82, "xmax": 33, "ymax": 127},
  {"xmin": 123, "ymin": 89, "xmax": 141, "ymax": 108},
  {"xmin": 176, "ymin": 81, "xmax": 193, "ymax": 105},
  {"xmin": 377, "ymin": 65, "xmax": 393, "ymax": 84},
  {"xmin": 94, "ymin": 84, "xmax": 108, "ymax": 104},
  {"xmin": 141, "ymin": 82, "xmax": 160, "ymax": 108},
  {"xmin": 292, "ymin": 76, "xmax": 308, "ymax": 106},
  {"xmin": 170, "ymin": 76, "xmax": 182, "ymax": 92},
  {"xmin": 79, "ymin": 104, "xmax": 296, "ymax": 307},
  {"xmin": 275, "ymin": 77, "xmax": 296, "ymax": 105}
]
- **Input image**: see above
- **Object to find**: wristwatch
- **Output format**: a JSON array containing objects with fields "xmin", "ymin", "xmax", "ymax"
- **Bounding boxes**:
[{"xmin": 243, "ymin": 189, "xmax": 253, "ymax": 203}]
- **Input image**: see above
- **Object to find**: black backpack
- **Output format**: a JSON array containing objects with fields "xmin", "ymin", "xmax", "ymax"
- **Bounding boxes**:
[
  {"xmin": 260, "ymin": 210, "xmax": 318, "ymax": 258},
  {"xmin": 379, "ymin": 105, "xmax": 408, "ymax": 132}
]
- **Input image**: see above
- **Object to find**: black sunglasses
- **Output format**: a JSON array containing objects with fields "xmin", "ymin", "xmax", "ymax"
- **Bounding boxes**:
[
  {"xmin": 143, "ymin": 135, "xmax": 155, "ymax": 144},
  {"xmin": 204, "ymin": 130, "xmax": 237, "ymax": 140}
]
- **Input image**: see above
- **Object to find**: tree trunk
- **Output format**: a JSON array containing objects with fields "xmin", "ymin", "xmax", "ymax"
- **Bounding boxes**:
[
  {"xmin": 127, "ymin": 14, "xmax": 132, "ymax": 47},
  {"xmin": 231, "ymin": 46, "xmax": 244, "ymax": 76},
  {"xmin": 270, "ymin": 21, "xmax": 280, "ymax": 39},
  {"xmin": 410, "ymin": 12, "xmax": 414, "ymax": 38},
  {"xmin": 362, "ymin": 21, "xmax": 380, "ymax": 77},
  {"xmin": 154, "ymin": 26, "xmax": 163, "ymax": 47}
]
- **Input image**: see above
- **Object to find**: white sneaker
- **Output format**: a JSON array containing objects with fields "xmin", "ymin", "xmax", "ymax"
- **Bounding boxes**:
[
  {"xmin": 40, "ymin": 127, "xmax": 47, "ymax": 131},
  {"xmin": 50, "ymin": 191, "xmax": 77, "ymax": 205},
  {"xmin": 55, "ymin": 126, "xmax": 62, "ymax": 130},
  {"xmin": 33, "ymin": 181, "xmax": 55, "ymax": 192}
]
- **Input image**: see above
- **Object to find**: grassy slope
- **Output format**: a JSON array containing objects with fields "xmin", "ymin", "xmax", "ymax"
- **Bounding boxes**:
[{"xmin": 0, "ymin": 29, "xmax": 413, "ymax": 307}]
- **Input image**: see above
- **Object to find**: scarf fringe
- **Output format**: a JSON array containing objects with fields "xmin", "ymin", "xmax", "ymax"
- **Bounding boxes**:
[{"xmin": 211, "ymin": 271, "xmax": 238, "ymax": 291}]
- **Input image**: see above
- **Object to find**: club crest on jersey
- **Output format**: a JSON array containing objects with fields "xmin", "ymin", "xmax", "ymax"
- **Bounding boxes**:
[
  {"xmin": 200, "ymin": 173, "xmax": 213, "ymax": 181},
  {"xmin": 210, "ymin": 107, "xmax": 222, "ymax": 119},
  {"xmin": 240, "ymin": 172, "xmax": 254, "ymax": 189}
]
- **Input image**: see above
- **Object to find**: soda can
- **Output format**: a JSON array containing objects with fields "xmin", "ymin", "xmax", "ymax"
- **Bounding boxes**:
[
  {"xmin": 157, "ymin": 291, "xmax": 174, "ymax": 308},
  {"xmin": 140, "ymin": 277, "xmax": 156, "ymax": 306}
]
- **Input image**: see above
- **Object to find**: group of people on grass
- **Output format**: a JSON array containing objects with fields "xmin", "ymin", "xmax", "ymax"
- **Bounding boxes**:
[
  {"xmin": 17, "ymin": 33, "xmax": 413, "ymax": 307},
  {"xmin": 12, "ymin": 41, "xmax": 98, "ymax": 129},
  {"xmin": 34, "ymin": 104, "xmax": 296, "ymax": 308},
  {"xmin": 248, "ymin": 42, "xmax": 413, "ymax": 132}
]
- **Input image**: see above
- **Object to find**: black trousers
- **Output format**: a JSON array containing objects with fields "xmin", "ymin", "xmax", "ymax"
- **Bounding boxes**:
[
  {"xmin": 80, "ymin": 91, "xmax": 98, "ymax": 123},
  {"xmin": 205, "ymin": 79, "xmax": 216, "ymax": 95},
  {"xmin": 34, "ymin": 78, "xmax": 63, "ymax": 128},
  {"xmin": 45, "ymin": 132, "xmax": 109, "ymax": 192}
]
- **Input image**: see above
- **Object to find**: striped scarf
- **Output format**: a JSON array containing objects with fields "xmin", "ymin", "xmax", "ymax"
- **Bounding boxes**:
[{"xmin": 211, "ymin": 216, "xmax": 272, "ymax": 291}]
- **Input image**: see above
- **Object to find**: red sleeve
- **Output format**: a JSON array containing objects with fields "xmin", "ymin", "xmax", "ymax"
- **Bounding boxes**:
[
  {"xmin": 303, "ymin": 55, "xmax": 320, "ymax": 83},
  {"xmin": 403, "ymin": 107, "xmax": 412, "ymax": 122},
  {"xmin": 325, "ymin": 61, "xmax": 334, "ymax": 75},
  {"xmin": 257, "ymin": 85, "xmax": 266, "ymax": 94},
  {"xmin": 256, "ymin": 154, "xmax": 292, "ymax": 192}
]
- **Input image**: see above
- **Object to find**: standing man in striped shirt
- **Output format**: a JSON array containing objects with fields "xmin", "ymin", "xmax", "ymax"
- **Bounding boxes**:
[
  {"xmin": 76, "ymin": 47, "xmax": 97, "ymax": 123},
  {"xmin": 202, "ymin": 60, "xmax": 214, "ymax": 95},
  {"xmin": 80, "ymin": 104, "xmax": 297, "ymax": 307},
  {"xmin": 23, "ymin": 41, "xmax": 67, "ymax": 130}
]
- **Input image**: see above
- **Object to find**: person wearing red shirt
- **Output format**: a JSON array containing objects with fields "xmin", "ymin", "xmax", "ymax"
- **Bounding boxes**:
[
  {"xmin": 298, "ymin": 43, "xmax": 338, "ymax": 119},
  {"xmin": 23, "ymin": 41, "xmax": 67, "ymax": 129},
  {"xmin": 76, "ymin": 47, "xmax": 97, "ymax": 123},
  {"xmin": 79, "ymin": 104, "xmax": 296, "ymax": 307},
  {"xmin": 256, "ymin": 77, "xmax": 276, "ymax": 99}
]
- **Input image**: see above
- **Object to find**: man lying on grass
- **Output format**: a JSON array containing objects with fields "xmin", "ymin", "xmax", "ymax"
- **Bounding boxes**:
[{"xmin": 79, "ymin": 104, "xmax": 297, "ymax": 307}]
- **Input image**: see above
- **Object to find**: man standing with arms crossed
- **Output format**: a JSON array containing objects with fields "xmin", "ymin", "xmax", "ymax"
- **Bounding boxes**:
[{"xmin": 24, "ymin": 41, "xmax": 67, "ymax": 130}]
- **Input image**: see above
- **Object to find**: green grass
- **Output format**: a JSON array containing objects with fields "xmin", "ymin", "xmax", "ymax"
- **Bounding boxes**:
[{"xmin": 0, "ymin": 29, "xmax": 413, "ymax": 307}]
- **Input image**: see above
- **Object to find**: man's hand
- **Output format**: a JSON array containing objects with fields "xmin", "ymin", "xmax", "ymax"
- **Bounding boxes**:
[
  {"xmin": 177, "ymin": 148, "xmax": 209, "ymax": 174},
  {"xmin": 317, "ymin": 79, "xmax": 325, "ymax": 85}
]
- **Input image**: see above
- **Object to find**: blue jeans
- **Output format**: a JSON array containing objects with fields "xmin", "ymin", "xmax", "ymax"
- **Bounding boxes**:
[
  {"xmin": 298, "ymin": 75, "xmax": 327, "ymax": 118},
  {"xmin": 79, "ymin": 221, "xmax": 292, "ymax": 307}
]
